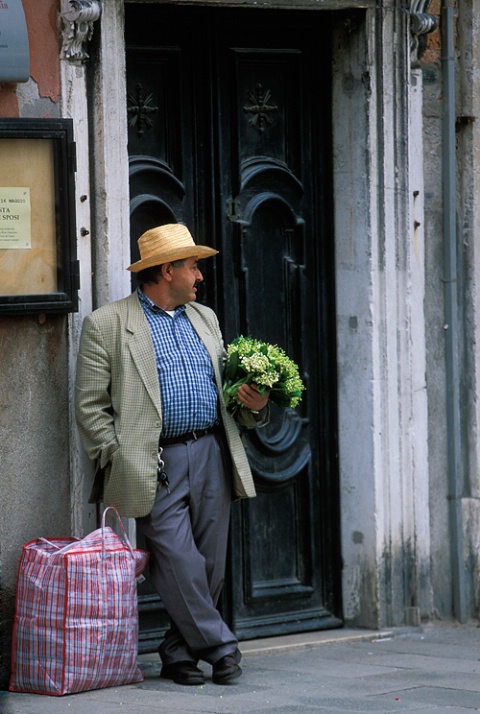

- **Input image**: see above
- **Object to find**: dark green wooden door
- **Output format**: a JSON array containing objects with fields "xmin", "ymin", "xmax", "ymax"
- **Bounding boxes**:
[{"xmin": 125, "ymin": 5, "xmax": 341, "ymax": 651}]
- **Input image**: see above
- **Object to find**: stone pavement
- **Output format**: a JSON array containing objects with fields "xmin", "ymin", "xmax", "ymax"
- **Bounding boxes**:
[{"xmin": 1, "ymin": 621, "xmax": 479, "ymax": 713}]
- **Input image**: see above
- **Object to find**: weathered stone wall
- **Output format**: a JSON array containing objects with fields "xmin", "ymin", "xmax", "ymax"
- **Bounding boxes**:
[
  {"xmin": 421, "ymin": 0, "xmax": 480, "ymax": 621},
  {"xmin": 334, "ymin": 3, "xmax": 434, "ymax": 629},
  {"xmin": 454, "ymin": 0, "xmax": 480, "ymax": 619},
  {"xmin": 420, "ymin": 0, "xmax": 453, "ymax": 619}
]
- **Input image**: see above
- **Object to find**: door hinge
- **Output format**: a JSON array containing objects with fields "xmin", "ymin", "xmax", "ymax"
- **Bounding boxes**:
[{"xmin": 226, "ymin": 198, "xmax": 240, "ymax": 222}]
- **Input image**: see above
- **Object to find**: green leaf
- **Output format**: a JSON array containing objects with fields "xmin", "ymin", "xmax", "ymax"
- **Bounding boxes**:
[{"xmin": 224, "ymin": 351, "xmax": 240, "ymax": 382}]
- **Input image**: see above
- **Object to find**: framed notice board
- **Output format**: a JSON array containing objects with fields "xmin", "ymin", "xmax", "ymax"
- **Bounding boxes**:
[{"xmin": 0, "ymin": 118, "xmax": 79, "ymax": 314}]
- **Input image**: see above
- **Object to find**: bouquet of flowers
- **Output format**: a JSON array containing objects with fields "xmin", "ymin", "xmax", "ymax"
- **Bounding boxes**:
[{"xmin": 223, "ymin": 335, "xmax": 305, "ymax": 416}]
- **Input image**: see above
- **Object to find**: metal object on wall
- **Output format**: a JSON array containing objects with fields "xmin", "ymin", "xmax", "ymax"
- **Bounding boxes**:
[
  {"xmin": 0, "ymin": 0, "xmax": 30, "ymax": 83},
  {"xmin": 410, "ymin": 0, "xmax": 438, "ymax": 66},
  {"xmin": 61, "ymin": 0, "xmax": 102, "ymax": 63}
]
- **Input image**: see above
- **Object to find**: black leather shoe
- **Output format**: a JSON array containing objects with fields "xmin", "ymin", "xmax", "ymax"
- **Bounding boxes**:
[
  {"xmin": 160, "ymin": 661, "xmax": 205, "ymax": 685},
  {"xmin": 212, "ymin": 654, "xmax": 242, "ymax": 684}
]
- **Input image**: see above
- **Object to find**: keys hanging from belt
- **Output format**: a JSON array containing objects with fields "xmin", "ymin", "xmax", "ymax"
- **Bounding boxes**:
[{"xmin": 157, "ymin": 446, "xmax": 170, "ymax": 494}]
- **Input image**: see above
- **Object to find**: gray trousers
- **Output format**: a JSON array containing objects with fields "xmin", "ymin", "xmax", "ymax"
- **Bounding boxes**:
[{"xmin": 136, "ymin": 432, "xmax": 239, "ymax": 666}]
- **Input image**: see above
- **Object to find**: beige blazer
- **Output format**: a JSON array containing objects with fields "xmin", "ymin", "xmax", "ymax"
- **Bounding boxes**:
[{"xmin": 75, "ymin": 291, "xmax": 258, "ymax": 518}]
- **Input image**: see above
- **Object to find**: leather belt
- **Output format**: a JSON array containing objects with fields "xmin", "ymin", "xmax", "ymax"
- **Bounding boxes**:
[{"xmin": 160, "ymin": 425, "xmax": 220, "ymax": 447}]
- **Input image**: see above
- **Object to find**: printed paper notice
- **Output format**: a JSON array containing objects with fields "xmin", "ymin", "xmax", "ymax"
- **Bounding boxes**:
[{"xmin": 0, "ymin": 188, "xmax": 31, "ymax": 249}]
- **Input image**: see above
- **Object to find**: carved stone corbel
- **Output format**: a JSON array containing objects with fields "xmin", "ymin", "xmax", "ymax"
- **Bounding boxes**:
[
  {"xmin": 61, "ymin": 0, "xmax": 102, "ymax": 63},
  {"xmin": 410, "ymin": 0, "xmax": 438, "ymax": 67}
]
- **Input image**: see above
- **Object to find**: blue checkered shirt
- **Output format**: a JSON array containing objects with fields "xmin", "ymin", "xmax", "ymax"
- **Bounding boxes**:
[{"xmin": 138, "ymin": 289, "xmax": 219, "ymax": 437}]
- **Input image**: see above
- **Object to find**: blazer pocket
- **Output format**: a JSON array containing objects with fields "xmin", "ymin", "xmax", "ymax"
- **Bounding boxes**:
[
  {"xmin": 99, "ymin": 437, "xmax": 120, "ymax": 469},
  {"xmin": 90, "ymin": 439, "xmax": 120, "ymax": 504}
]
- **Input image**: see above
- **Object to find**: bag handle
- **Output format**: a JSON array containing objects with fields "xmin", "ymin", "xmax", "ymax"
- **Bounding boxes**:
[
  {"xmin": 38, "ymin": 537, "xmax": 81, "ymax": 555},
  {"xmin": 101, "ymin": 505, "xmax": 135, "ymax": 558}
]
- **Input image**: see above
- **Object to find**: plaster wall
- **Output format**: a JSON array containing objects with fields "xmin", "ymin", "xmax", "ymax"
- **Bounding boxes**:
[
  {"xmin": 0, "ymin": 0, "xmax": 61, "ymax": 116},
  {"xmin": 0, "ymin": 313, "xmax": 71, "ymax": 687},
  {"xmin": 0, "ymin": 0, "xmax": 72, "ymax": 689}
]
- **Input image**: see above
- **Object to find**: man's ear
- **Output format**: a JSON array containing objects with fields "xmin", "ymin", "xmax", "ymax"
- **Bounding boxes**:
[{"xmin": 161, "ymin": 262, "xmax": 173, "ymax": 281}]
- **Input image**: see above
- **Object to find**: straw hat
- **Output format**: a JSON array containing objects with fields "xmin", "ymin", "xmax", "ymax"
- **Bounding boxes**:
[{"xmin": 127, "ymin": 224, "xmax": 218, "ymax": 272}]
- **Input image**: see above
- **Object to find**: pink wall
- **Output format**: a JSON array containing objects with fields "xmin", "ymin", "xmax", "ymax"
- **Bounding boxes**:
[{"xmin": 0, "ymin": 0, "xmax": 61, "ymax": 116}]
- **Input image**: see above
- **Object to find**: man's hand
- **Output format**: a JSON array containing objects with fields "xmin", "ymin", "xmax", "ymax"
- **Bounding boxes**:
[{"xmin": 237, "ymin": 383, "xmax": 269, "ymax": 413}]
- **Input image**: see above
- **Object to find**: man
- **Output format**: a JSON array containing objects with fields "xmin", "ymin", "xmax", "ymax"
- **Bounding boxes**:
[{"xmin": 75, "ymin": 223, "xmax": 269, "ymax": 686}]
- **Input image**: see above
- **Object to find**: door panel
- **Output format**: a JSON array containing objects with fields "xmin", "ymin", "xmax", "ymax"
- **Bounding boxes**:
[
  {"xmin": 125, "ymin": 5, "xmax": 341, "ymax": 651},
  {"xmin": 213, "ymin": 14, "xmax": 340, "ymax": 637},
  {"xmin": 126, "ymin": 45, "xmax": 197, "ymax": 290}
]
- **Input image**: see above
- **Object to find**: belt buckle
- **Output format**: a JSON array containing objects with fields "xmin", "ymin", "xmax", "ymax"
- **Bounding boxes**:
[{"xmin": 192, "ymin": 430, "xmax": 198, "ymax": 441}]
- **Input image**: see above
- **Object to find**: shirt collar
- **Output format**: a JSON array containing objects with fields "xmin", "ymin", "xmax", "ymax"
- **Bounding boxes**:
[{"xmin": 138, "ymin": 288, "xmax": 186, "ymax": 316}]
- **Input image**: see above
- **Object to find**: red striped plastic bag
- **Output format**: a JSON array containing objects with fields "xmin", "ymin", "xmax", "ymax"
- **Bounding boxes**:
[{"xmin": 9, "ymin": 507, "xmax": 149, "ymax": 696}]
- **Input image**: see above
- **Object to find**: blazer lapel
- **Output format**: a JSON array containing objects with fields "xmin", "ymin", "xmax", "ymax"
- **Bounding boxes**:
[
  {"xmin": 186, "ymin": 304, "xmax": 223, "ymax": 386},
  {"xmin": 126, "ymin": 293, "xmax": 162, "ymax": 418}
]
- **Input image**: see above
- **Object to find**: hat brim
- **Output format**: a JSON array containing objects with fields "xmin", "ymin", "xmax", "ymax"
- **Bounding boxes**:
[{"xmin": 127, "ymin": 245, "xmax": 218, "ymax": 272}]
